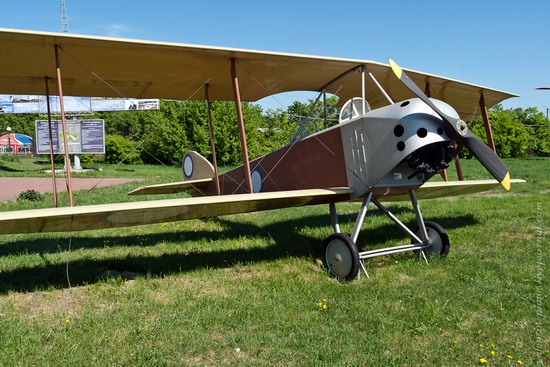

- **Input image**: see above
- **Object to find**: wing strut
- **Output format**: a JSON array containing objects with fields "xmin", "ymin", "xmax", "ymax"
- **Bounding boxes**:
[
  {"xmin": 55, "ymin": 45, "xmax": 74, "ymax": 206},
  {"xmin": 44, "ymin": 76, "xmax": 59, "ymax": 207},
  {"xmin": 479, "ymin": 94, "xmax": 496, "ymax": 152},
  {"xmin": 231, "ymin": 59, "xmax": 253, "ymax": 193},
  {"xmin": 204, "ymin": 84, "xmax": 221, "ymax": 195}
]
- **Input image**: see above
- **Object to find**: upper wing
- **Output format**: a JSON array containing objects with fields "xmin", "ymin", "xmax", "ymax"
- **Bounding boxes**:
[
  {"xmin": 376, "ymin": 179, "xmax": 526, "ymax": 202},
  {"xmin": 0, "ymin": 28, "xmax": 516, "ymax": 118},
  {"xmin": 0, "ymin": 188, "xmax": 352, "ymax": 235}
]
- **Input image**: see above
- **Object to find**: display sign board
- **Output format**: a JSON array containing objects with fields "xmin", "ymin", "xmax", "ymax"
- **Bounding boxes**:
[
  {"xmin": 1, "ymin": 95, "xmax": 159, "ymax": 114},
  {"xmin": 35, "ymin": 119, "xmax": 105, "ymax": 154}
]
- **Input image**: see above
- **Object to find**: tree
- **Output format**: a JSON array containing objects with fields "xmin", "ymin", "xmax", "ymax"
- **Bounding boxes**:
[
  {"xmin": 463, "ymin": 105, "xmax": 542, "ymax": 158},
  {"xmin": 104, "ymin": 134, "xmax": 143, "ymax": 164},
  {"xmin": 286, "ymin": 96, "xmax": 339, "ymax": 141},
  {"xmin": 2, "ymin": 98, "xmax": 549, "ymax": 165},
  {"xmin": 516, "ymin": 107, "xmax": 550, "ymax": 156},
  {"xmin": 0, "ymin": 113, "xmax": 39, "ymax": 137},
  {"xmin": 98, "ymin": 110, "xmax": 144, "ymax": 139}
]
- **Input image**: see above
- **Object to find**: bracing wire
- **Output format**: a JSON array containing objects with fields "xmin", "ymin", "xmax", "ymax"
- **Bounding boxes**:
[
  {"xmin": 57, "ymin": 48, "xmax": 231, "ymax": 203},
  {"xmin": 222, "ymin": 62, "xmax": 363, "ymax": 193}
]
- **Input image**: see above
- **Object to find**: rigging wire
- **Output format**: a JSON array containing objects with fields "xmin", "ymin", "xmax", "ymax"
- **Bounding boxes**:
[
  {"xmin": 224, "ymin": 62, "xmax": 360, "ymax": 194},
  {"xmin": 58, "ymin": 50, "xmax": 231, "ymax": 202}
]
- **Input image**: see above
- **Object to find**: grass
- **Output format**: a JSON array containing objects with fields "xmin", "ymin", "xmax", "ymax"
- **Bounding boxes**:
[{"xmin": 0, "ymin": 156, "xmax": 548, "ymax": 366}]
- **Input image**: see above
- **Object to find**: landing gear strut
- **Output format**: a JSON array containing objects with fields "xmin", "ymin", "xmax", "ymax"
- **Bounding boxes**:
[{"xmin": 323, "ymin": 190, "xmax": 450, "ymax": 280}]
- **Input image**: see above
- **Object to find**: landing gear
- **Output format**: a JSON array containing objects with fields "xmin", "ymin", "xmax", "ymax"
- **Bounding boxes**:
[
  {"xmin": 322, "ymin": 233, "xmax": 360, "ymax": 280},
  {"xmin": 413, "ymin": 221, "xmax": 450, "ymax": 257},
  {"xmin": 324, "ymin": 189, "xmax": 451, "ymax": 280}
]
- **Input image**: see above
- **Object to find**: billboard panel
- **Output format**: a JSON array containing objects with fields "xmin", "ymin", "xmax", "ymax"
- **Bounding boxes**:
[
  {"xmin": 35, "ymin": 119, "xmax": 105, "ymax": 155},
  {"xmin": 1, "ymin": 95, "xmax": 159, "ymax": 114}
]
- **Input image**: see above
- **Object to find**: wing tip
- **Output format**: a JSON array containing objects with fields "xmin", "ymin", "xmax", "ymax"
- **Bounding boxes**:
[
  {"xmin": 389, "ymin": 59, "xmax": 402, "ymax": 79},
  {"xmin": 501, "ymin": 172, "xmax": 511, "ymax": 191}
]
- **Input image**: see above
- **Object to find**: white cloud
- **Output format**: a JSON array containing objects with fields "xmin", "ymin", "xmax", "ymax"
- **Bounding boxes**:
[{"xmin": 106, "ymin": 23, "xmax": 131, "ymax": 37}]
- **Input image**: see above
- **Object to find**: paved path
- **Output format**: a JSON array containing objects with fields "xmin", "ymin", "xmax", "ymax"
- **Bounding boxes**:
[{"xmin": 0, "ymin": 177, "xmax": 140, "ymax": 202}]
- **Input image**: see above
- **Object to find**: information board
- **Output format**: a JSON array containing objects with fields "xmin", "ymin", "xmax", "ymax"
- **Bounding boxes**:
[{"xmin": 35, "ymin": 119, "xmax": 105, "ymax": 154}]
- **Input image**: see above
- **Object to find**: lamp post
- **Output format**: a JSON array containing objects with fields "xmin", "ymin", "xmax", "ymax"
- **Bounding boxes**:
[{"xmin": 6, "ymin": 126, "xmax": 11, "ymax": 154}]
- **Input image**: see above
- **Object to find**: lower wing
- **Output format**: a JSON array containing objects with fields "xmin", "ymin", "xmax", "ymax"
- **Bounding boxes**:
[
  {"xmin": 0, "ymin": 179, "xmax": 524, "ymax": 236},
  {"xmin": 376, "ymin": 179, "xmax": 526, "ymax": 202},
  {"xmin": 0, "ymin": 188, "xmax": 353, "ymax": 235}
]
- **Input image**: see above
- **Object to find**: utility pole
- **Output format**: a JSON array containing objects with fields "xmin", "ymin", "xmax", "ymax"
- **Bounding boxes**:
[{"xmin": 61, "ymin": 0, "xmax": 69, "ymax": 33}]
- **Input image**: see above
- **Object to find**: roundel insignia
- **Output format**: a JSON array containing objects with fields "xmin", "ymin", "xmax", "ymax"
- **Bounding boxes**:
[
  {"xmin": 251, "ymin": 170, "xmax": 262, "ymax": 193},
  {"xmin": 183, "ymin": 154, "xmax": 194, "ymax": 179},
  {"xmin": 456, "ymin": 120, "xmax": 468, "ymax": 136}
]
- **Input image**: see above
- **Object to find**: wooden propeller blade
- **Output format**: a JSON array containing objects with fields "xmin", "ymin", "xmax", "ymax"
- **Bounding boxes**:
[{"xmin": 389, "ymin": 59, "xmax": 511, "ymax": 190}]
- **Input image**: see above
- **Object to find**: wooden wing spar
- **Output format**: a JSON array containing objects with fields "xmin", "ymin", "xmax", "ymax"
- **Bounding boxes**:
[{"xmin": 0, "ymin": 28, "xmax": 516, "ymax": 118}]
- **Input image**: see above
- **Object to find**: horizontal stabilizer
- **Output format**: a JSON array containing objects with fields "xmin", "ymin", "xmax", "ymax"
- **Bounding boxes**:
[
  {"xmin": 128, "ymin": 178, "xmax": 213, "ymax": 196},
  {"xmin": 183, "ymin": 151, "xmax": 214, "ymax": 181},
  {"xmin": 0, "ymin": 188, "xmax": 353, "ymax": 235},
  {"xmin": 377, "ymin": 179, "xmax": 526, "ymax": 202}
]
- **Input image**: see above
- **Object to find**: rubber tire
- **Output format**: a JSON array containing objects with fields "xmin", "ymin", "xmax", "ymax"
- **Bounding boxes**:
[
  {"xmin": 413, "ymin": 221, "xmax": 450, "ymax": 257},
  {"xmin": 322, "ymin": 233, "xmax": 360, "ymax": 280}
]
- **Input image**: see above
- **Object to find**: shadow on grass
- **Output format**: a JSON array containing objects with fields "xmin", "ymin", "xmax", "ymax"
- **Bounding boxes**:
[
  {"xmin": 0, "ymin": 211, "xmax": 478, "ymax": 293},
  {"xmin": 0, "ymin": 165, "xmax": 23, "ymax": 173},
  {"xmin": 0, "ymin": 205, "xmax": 422, "ymax": 258}
]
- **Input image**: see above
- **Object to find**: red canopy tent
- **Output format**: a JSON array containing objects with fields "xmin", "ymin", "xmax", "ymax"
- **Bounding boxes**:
[{"xmin": 0, "ymin": 133, "xmax": 33, "ymax": 156}]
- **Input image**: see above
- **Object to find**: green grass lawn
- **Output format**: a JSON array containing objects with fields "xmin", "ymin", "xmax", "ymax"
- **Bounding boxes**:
[{"xmin": 0, "ymin": 157, "xmax": 548, "ymax": 366}]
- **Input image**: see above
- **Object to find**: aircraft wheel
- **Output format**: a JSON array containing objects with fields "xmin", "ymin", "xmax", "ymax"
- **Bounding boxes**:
[
  {"xmin": 323, "ymin": 233, "xmax": 360, "ymax": 280},
  {"xmin": 413, "ymin": 221, "xmax": 450, "ymax": 257}
]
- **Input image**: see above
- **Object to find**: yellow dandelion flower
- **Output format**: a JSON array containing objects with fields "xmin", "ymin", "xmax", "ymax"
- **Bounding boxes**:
[
  {"xmin": 65, "ymin": 319, "xmax": 70, "ymax": 324},
  {"xmin": 318, "ymin": 302, "xmax": 323, "ymax": 307},
  {"xmin": 507, "ymin": 355, "xmax": 513, "ymax": 359},
  {"xmin": 323, "ymin": 304, "xmax": 327, "ymax": 310},
  {"xmin": 491, "ymin": 343, "xmax": 495, "ymax": 348},
  {"xmin": 517, "ymin": 360, "xmax": 523, "ymax": 365},
  {"xmin": 490, "ymin": 350, "xmax": 495, "ymax": 356},
  {"xmin": 479, "ymin": 357, "xmax": 488, "ymax": 364}
]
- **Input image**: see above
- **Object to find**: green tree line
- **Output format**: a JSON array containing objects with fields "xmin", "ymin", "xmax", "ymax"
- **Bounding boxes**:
[{"xmin": 0, "ymin": 99, "xmax": 548, "ymax": 166}]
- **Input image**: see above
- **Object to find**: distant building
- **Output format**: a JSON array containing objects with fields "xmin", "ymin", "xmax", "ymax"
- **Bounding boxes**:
[{"xmin": 0, "ymin": 133, "xmax": 33, "ymax": 156}]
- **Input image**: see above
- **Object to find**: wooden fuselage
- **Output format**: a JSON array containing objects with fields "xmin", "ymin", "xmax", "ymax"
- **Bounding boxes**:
[{"xmin": 211, "ymin": 98, "xmax": 459, "ymax": 200}]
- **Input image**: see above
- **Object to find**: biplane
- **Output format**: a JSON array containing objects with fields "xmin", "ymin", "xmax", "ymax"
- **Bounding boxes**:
[{"xmin": 0, "ymin": 29, "xmax": 524, "ymax": 280}]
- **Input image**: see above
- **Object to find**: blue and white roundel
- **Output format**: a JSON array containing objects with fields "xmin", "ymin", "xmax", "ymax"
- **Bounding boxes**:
[
  {"xmin": 183, "ymin": 154, "xmax": 194, "ymax": 178},
  {"xmin": 251, "ymin": 169, "xmax": 262, "ymax": 193}
]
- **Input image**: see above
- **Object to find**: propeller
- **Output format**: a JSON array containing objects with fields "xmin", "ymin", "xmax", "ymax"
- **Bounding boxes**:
[{"xmin": 389, "ymin": 59, "xmax": 510, "ymax": 190}]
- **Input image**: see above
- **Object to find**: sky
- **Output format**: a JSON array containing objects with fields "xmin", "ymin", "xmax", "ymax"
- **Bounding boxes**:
[{"xmin": 2, "ymin": 0, "xmax": 550, "ymax": 113}]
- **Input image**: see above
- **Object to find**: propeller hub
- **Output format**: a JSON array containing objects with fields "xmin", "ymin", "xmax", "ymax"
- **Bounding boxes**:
[{"xmin": 456, "ymin": 120, "xmax": 468, "ymax": 136}]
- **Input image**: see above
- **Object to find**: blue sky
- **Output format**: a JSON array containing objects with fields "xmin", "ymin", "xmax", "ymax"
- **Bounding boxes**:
[{"xmin": 2, "ymin": 0, "xmax": 550, "ymax": 113}]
